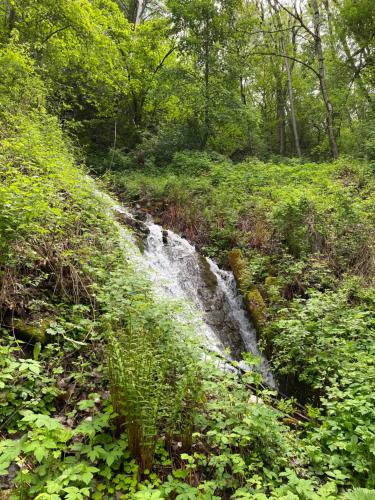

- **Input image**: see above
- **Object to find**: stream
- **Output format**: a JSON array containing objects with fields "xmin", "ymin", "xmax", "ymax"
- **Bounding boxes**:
[
  {"xmin": 140, "ymin": 217, "xmax": 274, "ymax": 387},
  {"xmin": 112, "ymin": 202, "xmax": 274, "ymax": 387}
]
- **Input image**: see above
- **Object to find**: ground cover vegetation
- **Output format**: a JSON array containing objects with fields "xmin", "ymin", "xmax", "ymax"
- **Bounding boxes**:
[
  {"xmin": 0, "ymin": 0, "xmax": 375, "ymax": 498},
  {"xmin": 112, "ymin": 152, "xmax": 375, "ymax": 489}
]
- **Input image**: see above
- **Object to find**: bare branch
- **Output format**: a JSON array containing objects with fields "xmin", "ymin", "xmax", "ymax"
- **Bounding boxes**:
[
  {"xmin": 249, "ymin": 50, "xmax": 320, "ymax": 77},
  {"xmin": 274, "ymin": 0, "xmax": 316, "ymax": 39}
]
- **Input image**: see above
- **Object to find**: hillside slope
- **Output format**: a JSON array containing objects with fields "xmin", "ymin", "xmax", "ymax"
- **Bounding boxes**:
[
  {"xmin": 111, "ymin": 151, "xmax": 375, "ymax": 488},
  {"xmin": 1, "ymin": 47, "xmax": 375, "ymax": 498}
]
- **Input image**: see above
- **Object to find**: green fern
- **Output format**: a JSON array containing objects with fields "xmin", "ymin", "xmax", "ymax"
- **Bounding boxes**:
[
  {"xmin": 103, "ymin": 269, "xmax": 202, "ymax": 471},
  {"xmin": 344, "ymin": 489, "xmax": 375, "ymax": 500}
]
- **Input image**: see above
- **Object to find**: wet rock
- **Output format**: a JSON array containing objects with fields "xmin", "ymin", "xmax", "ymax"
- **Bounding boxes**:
[
  {"xmin": 142, "ymin": 220, "xmax": 274, "ymax": 386},
  {"xmin": 132, "ymin": 206, "xmax": 148, "ymax": 221},
  {"xmin": 116, "ymin": 211, "xmax": 150, "ymax": 237},
  {"xmin": 207, "ymin": 310, "xmax": 225, "ymax": 326},
  {"xmin": 198, "ymin": 255, "xmax": 218, "ymax": 292}
]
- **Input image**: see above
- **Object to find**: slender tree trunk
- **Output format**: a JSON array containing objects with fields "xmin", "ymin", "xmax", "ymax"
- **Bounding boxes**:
[
  {"xmin": 269, "ymin": 0, "xmax": 301, "ymax": 156},
  {"xmin": 322, "ymin": 0, "xmax": 336, "ymax": 57},
  {"xmin": 5, "ymin": 0, "xmax": 16, "ymax": 37},
  {"xmin": 202, "ymin": 17, "xmax": 210, "ymax": 148},
  {"xmin": 237, "ymin": 41, "xmax": 247, "ymax": 105},
  {"xmin": 240, "ymin": 77, "xmax": 247, "ymax": 105},
  {"xmin": 276, "ymin": 80, "xmax": 286, "ymax": 155},
  {"xmin": 310, "ymin": 0, "xmax": 339, "ymax": 159},
  {"xmin": 281, "ymin": 30, "xmax": 301, "ymax": 156},
  {"xmin": 135, "ymin": 0, "xmax": 146, "ymax": 25}
]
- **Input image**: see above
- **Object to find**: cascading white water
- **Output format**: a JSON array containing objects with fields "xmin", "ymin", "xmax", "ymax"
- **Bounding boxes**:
[
  {"xmin": 109, "ymin": 201, "xmax": 274, "ymax": 386},
  {"xmin": 143, "ymin": 220, "xmax": 275, "ymax": 387}
]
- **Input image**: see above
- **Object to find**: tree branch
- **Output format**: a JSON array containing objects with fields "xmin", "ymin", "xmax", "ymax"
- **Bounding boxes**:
[
  {"xmin": 236, "ymin": 26, "xmax": 299, "ymax": 36},
  {"xmin": 153, "ymin": 47, "xmax": 176, "ymax": 75},
  {"xmin": 41, "ymin": 25, "xmax": 71, "ymax": 45},
  {"xmin": 274, "ymin": 0, "xmax": 316, "ymax": 39},
  {"xmin": 249, "ymin": 51, "xmax": 320, "ymax": 77}
]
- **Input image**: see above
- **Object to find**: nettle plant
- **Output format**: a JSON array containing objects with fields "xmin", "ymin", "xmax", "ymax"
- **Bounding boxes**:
[
  {"xmin": 0, "ymin": 335, "xmax": 60, "ymax": 428},
  {"xmin": 101, "ymin": 268, "xmax": 202, "ymax": 472}
]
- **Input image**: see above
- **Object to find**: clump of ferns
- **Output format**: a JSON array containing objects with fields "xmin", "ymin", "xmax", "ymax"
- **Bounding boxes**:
[{"xmin": 104, "ymin": 273, "xmax": 202, "ymax": 473}]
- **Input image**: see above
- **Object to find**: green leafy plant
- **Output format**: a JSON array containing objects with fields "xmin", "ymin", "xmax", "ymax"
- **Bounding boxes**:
[{"xmin": 103, "ymin": 270, "xmax": 202, "ymax": 471}]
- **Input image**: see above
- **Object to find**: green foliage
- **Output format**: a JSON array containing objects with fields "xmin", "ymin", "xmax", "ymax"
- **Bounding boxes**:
[
  {"xmin": 344, "ymin": 490, "xmax": 375, "ymax": 500},
  {"xmin": 114, "ymin": 152, "xmax": 375, "ymax": 489},
  {"xmin": 0, "ymin": 403, "xmax": 125, "ymax": 498},
  {"xmin": 272, "ymin": 286, "xmax": 374, "ymax": 389},
  {"xmin": 306, "ymin": 345, "xmax": 375, "ymax": 487},
  {"xmin": 1, "ymin": 0, "xmax": 374, "ymax": 160},
  {"xmin": 0, "ymin": 336, "xmax": 60, "ymax": 429},
  {"xmin": 1, "ymin": 0, "xmax": 375, "ymax": 496},
  {"xmin": 271, "ymin": 285, "xmax": 375, "ymax": 487},
  {"xmin": 103, "ymin": 269, "xmax": 202, "ymax": 471},
  {"xmin": 192, "ymin": 368, "xmax": 295, "ymax": 494}
]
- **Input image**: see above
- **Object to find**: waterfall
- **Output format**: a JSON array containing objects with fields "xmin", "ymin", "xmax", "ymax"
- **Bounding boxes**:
[
  {"xmin": 143, "ymin": 220, "xmax": 275, "ymax": 387},
  {"xmin": 110, "ymin": 202, "xmax": 274, "ymax": 386}
]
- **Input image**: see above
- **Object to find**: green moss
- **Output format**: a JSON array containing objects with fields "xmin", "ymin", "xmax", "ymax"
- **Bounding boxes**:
[
  {"xmin": 264, "ymin": 276, "xmax": 277, "ymax": 287},
  {"xmin": 264, "ymin": 276, "xmax": 282, "ymax": 304},
  {"xmin": 246, "ymin": 288, "xmax": 267, "ymax": 332},
  {"xmin": 228, "ymin": 249, "xmax": 247, "ymax": 290},
  {"xmin": 11, "ymin": 318, "xmax": 50, "ymax": 343}
]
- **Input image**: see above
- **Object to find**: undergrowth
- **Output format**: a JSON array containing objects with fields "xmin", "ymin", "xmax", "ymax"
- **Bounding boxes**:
[
  {"xmin": 1, "ymin": 46, "xmax": 375, "ymax": 498},
  {"xmin": 109, "ymin": 150, "xmax": 375, "ymax": 490}
]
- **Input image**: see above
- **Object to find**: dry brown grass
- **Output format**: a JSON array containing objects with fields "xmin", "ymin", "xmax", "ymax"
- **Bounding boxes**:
[
  {"xmin": 237, "ymin": 212, "xmax": 274, "ymax": 252},
  {"xmin": 0, "ymin": 229, "xmax": 96, "ymax": 329},
  {"xmin": 159, "ymin": 203, "xmax": 210, "ymax": 247}
]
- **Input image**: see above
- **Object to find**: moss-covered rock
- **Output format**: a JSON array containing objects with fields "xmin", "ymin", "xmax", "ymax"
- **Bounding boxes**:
[
  {"xmin": 246, "ymin": 288, "xmax": 267, "ymax": 332},
  {"xmin": 228, "ymin": 249, "xmax": 268, "ymax": 331},
  {"xmin": 10, "ymin": 318, "xmax": 50, "ymax": 343},
  {"xmin": 228, "ymin": 248, "xmax": 247, "ymax": 290}
]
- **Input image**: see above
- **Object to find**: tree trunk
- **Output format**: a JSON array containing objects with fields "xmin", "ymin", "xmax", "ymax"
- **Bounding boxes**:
[
  {"xmin": 276, "ymin": 80, "xmax": 286, "ymax": 155},
  {"xmin": 269, "ymin": 0, "xmax": 301, "ymax": 156},
  {"xmin": 310, "ymin": 0, "xmax": 339, "ymax": 159},
  {"xmin": 240, "ymin": 76, "xmax": 247, "ymax": 105},
  {"xmin": 202, "ymin": 16, "xmax": 210, "ymax": 148},
  {"xmin": 117, "ymin": 0, "xmax": 147, "ymax": 25},
  {"xmin": 5, "ymin": 0, "xmax": 16, "ymax": 37},
  {"xmin": 322, "ymin": 0, "xmax": 336, "ymax": 57},
  {"xmin": 281, "ymin": 29, "xmax": 301, "ymax": 156},
  {"xmin": 135, "ymin": 0, "xmax": 147, "ymax": 25}
]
